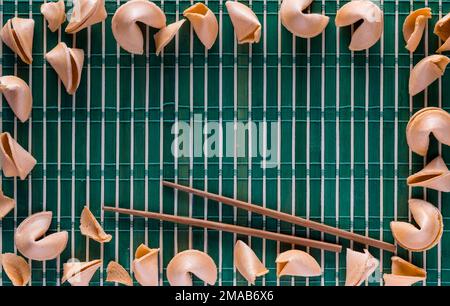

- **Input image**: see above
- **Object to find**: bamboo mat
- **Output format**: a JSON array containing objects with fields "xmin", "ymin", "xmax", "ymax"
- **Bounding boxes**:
[{"xmin": 0, "ymin": 0, "xmax": 449, "ymax": 286}]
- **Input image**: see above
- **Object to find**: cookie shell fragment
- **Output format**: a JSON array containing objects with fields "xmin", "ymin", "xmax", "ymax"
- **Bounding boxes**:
[
  {"xmin": 0, "ymin": 253, "xmax": 31, "ymax": 286},
  {"xmin": 276, "ymin": 249, "xmax": 322, "ymax": 278},
  {"xmin": 62, "ymin": 259, "xmax": 102, "ymax": 286},
  {"xmin": 383, "ymin": 256, "xmax": 426, "ymax": 286},
  {"xmin": 0, "ymin": 189, "xmax": 15, "ymax": 220},
  {"xmin": 154, "ymin": 19, "xmax": 186, "ymax": 55},
  {"xmin": 345, "ymin": 248, "xmax": 379, "ymax": 286},
  {"xmin": 106, "ymin": 261, "xmax": 133, "ymax": 286},
  {"xmin": 409, "ymin": 55, "xmax": 450, "ymax": 96},
  {"xmin": 403, "ymin": 8, "xmax": 431, "ymax": 53},
  {"xmin": 79, "ymin": 206, "xmax": 112, "ymax": 243},
  {"xmin": 234, "ymin": 240, "xmax": 268, "ymax": 284},
  {"xmin": 0, "ymin": 17, "xmax": 34, "ymax": 64},
  {"xmin": 0, "ymin": 132, "xmax": 36, "ymax": 180},
  {"xmin": 183, "ymin": 3, "xmax": 218, "ymax": 49},
  {"xmin": 41, "ymin": 0, "xmax": 66, "ymax": 32},
  {"xmin": 65, "ymin": 0, "xmax": 107, "ymax": 34},
  {"xmin": 434, "ymin": 12, "xmax": 450, "ymax": 52},
  {"xmin": 225, "ymin": 1, "xmax": 261, "ymax": 44}
]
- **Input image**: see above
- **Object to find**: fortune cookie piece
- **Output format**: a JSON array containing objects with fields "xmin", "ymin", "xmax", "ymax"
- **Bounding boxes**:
[
  {"xmin": 45, "ymin": 42, "xmax": 84, "ymax": 95},
  {"xmin": 62, "ymin": 259, "xmax": 102, "ymax": 286},
  {"xmin": 276, "ymin": 249, "xmax": 322, "ymax": 278},
  {"xmin": 0, "ymin": 253, "xmax": 31, "ymax": 286},
  {"xmin": 0, "ymin": 17, "xmax": 34, "ymax": 64},
  {"xmin": 335, "ymin": 0, "xmax": 383, "ymax": 51},
  {"xmin": 434, "ymin": 12, "xmax": 450, "ymax": 52},
  {"xmin": 166, "ymin": 249, "xmax": 217, "ymax": 286},
  {"xmin": 183, "ymin": 3, "xmax": 218, "ymax": 49},
  {"xmin": 154, "ymin": 19, "xmax": 186, "ymax": 55},
  {"xmin": 0, "ymin": 132, "xmax": 36, "ymax": 180},
  {"xmin": 407, "ymin": 156, "xmax": 450, "ymax": 192},
  {"xmin": 79, "ymin": 206, "xmax": 112, "ymax": 243},
  {"xmin": 383, "ymin": 256, "xmax": 426, "ymax": 286},
  {"xmin": 280, "ymin": 0, "xmax": 329, "ymax": 38},
  {"xmin": 403, "ymin": 8, "xmax": 431, "ymax": 53},
  {"xmin": 345, "ymin": 248, "xmax": 379, "ymax": 286},
  {"xmin": 112, "ymin": 0, "xmax": 166, "ymax": 54},
  {"xmin": 406, "ymin": 107, "xmax": 450, "ymax": 156},
  {"xmin": 234, "ymin": 240, "xmax": 268, "ymax": 284},
  {"xmin": 15, "ymin": 211, "xmax": 68, "ymax": 261},
  {"xmin": 65, "ymin": 0, "xmax": 107, "ymax": 33},
  {"xmin": 41, "ymin": 0, "xmax": 66, "ymax": 32},
  {"xmin": 390, "ymin": 199, "xmax": 443, "ymax": 252},
  {"xmin": 0, "ymin": 75, "xmax": 33, "ymax": 123},
  {"xmin": 106, "ymin": 261, "xmax": 133, "ymax": 286},
  {"xmin": 132, "ymin": 243, "xmax": 160, "ymax": 286},
  {"xmin": 226, "ymin": 1, "xmax": 261, "ymax": 44},
  {"xmin": 0, "ymin": 189, "xmax": 15, "ymax": 220},
  {"xmin": 409, "ymin": 55, "xmax": 450, "ymax": 96}
]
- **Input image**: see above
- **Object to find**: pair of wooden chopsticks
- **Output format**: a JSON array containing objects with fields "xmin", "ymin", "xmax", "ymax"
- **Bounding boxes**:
[
  {"xmin": 103, "ymin": 181, "xmax": 396, "ymax": 253},
  {"xmin": 103, "ymin": 206, "xmax": 341, "ymax": 252}
]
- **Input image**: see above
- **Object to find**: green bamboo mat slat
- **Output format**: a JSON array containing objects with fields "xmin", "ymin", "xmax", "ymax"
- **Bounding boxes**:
[{"xmin": 0, "ymin": 0, "xmax": 449, "ymax": 286}]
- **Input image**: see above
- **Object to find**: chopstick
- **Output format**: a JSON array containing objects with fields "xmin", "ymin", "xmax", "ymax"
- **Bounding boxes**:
[
  {"xmin": 162, "ymin": 181, "xmax": 396, "ymax": 252},
  {"xmin": 103, "ymin": 206, "xmax": 342, "ymax": 253}
]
